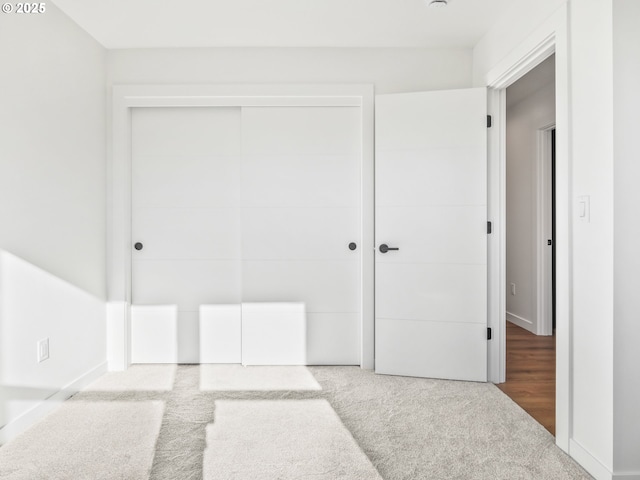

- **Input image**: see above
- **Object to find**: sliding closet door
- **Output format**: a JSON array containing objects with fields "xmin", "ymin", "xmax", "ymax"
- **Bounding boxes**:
[
  {"xmin": 241, "ymin": 107, "xmax": 362, "ymax": 365},
  {"xmin": 131, "ymin": 107, "xmax": 242, "ymax": 363}
]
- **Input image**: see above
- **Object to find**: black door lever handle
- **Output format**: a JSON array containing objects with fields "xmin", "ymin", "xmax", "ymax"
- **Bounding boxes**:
[{"xmin": 379, "ymin": 244, "xmax": 399, "ymax": 253}]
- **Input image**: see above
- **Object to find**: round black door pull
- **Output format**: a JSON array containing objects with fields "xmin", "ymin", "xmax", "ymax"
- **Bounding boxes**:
[
  {"xmin": 348, "ymin": 242, "xmax": 357, "ymax": 251},
  {"xmin": 134, "ymin": 242, "xmax": 143, "ymax": 251},
  {"xmin": 379, "ymin": 244, "xmax": 399, "ymax": 253}
]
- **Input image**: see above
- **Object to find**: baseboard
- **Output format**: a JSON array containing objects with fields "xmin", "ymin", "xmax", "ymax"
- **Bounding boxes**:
[
  {"xmin": 570, "ymin": 439, "xmax": 613, "ymax": 480},
  {"xmin": 613, "ymin": 473, "xmax": 640, "ymax": 480},
  {"xmin": 506, "ymin": 311, "xmax": 535, "ymax": 333},
  {"xmin": 0, "ymin": 361, "xmax": 107, "ymax": 446}
]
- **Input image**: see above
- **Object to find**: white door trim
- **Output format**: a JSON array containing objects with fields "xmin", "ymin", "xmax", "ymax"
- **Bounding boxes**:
[
  {"xmin": 109, "ymin": 84, "xmax": 375, "ymax": 371},
  {"xmin": 537, "ymin": 124, "xmax": 556, "ymax": 337},
  {"xmin": 484, "ymin": 4, "xmax": 571, "ymax": 453}
]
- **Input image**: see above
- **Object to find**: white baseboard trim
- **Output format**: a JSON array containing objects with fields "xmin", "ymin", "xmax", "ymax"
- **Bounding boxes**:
[
  {"xmin": 506, "ymin": 311, "xmax": 535, "ymax": 333},
  {"xmin": 613, "ymin": 473, "xmax": 640, "ymax": 480},
  {"xmin": 570, "ymin": 439, "xmax": 613, "ymax": 480},
  {"xmin": 0, "ymin": 361, "xmax": 107, "ymax": 446}
]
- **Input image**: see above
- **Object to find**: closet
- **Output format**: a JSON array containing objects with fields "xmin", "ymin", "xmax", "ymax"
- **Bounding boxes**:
[{"xmin": 129, "ymin": 106, "xmax": 361, "ymax": 365}]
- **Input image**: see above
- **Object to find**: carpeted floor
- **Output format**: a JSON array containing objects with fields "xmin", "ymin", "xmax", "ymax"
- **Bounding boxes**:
[{"xmin": 0, "ymin": 365, "xmax": 593, "ymax": 480}]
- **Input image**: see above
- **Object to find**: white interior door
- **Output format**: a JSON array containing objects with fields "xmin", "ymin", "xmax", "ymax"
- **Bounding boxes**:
[
  {"xmin": 375, "ymin": 88, "xmax": 488, "ymax": 382},
  {"xmin": 240, "ymin": 106, "xmax": 361, "ymax": 365},
  {"xmin": 131, "ymin": 107, "xmax": 242, "ymax": 363}
]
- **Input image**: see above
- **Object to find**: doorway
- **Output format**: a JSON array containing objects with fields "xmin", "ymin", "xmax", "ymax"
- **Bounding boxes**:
[{"xmin": 499, "ymin": 56, "xmax": 557, "ymax": 435}]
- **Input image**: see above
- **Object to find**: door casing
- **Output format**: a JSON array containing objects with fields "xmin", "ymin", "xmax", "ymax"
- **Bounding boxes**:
[
  {"xmin": 483, "ymin": 4, "xmax": 571, "ymax": 453},
  {"xmin": 537, "ymin": 123, "xmax": 556, "ymax": 336}
]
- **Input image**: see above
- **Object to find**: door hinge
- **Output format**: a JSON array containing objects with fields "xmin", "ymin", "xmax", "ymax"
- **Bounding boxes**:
[
  {"xmin": 487, "ymin": 115, "xmax": 492, "ymax": 128},
  {"xmin": 487, "ymin": 221, "xmax": 492, "ymax": 234},
  {"xmin": 487, "ymin": 327, "xmax": 492, "ymax": 340}
]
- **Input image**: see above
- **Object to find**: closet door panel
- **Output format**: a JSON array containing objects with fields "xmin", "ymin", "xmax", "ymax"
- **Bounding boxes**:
[
  {"xmin": 241, "ymin": 107, "xmax": 361, "ymax": 365},
  {"xmin": 131, "ymin": 107, "xmax": 242, "ymax": 364}
]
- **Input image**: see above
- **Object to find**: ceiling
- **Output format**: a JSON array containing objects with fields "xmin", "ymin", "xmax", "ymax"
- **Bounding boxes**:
[{"xmin": 51, "ymin": 0, "xmax": 514, "ymax": 49}]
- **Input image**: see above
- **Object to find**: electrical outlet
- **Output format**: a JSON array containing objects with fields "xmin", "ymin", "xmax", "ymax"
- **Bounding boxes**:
[
  {"xmin": 37, "ymin": 338, "xmax": 49, "ymax": 363},
  {"xmin": 578, "ymin": 195, "xmax": 590, "ymax": 223},
  {"xmin": 510, "ymin": 283, "xmax": 516, "ymax": 296}
]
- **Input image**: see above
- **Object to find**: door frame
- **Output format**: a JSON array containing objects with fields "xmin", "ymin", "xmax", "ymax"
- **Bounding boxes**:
[
  {"xmin": 484, "ymin": 4, "xmax": 571, "ymax": 452},
  {"xmin": 537, "ymin": 123, "xmax": 556, "ymax": 336},
  {"xmin": 108, "ymin": 84, "xmax": 375, "ymax": 371}
]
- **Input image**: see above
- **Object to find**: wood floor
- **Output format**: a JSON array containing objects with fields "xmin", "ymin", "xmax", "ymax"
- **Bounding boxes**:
[{"xmin": 498, "ymin": 321, "xmax": 556, "ymax": 435}]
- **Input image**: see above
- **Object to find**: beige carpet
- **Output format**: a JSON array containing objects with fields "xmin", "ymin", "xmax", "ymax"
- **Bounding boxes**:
[
  {"xmin": 199, "ymin": 364, "xmax": 321, "ymax": 391},
  {"xmin": 0, "ymin": 400, "xmax": 164, "ymax": 479},
  {"xmin": 0, "ymin": 365, "xmax": 593, "ymax": 480},
  {"xmin": 204, "ymin": 400, "xmax": 382, "ymax": 479},
  {"xmin": 310, "ymin": 367, "xmax": 592, "ymax": 480}
]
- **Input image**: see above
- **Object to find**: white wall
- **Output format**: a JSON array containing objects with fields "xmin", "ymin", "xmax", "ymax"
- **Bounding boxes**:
[
  {"xmin": 107, "ymin": 47, "xmax": 472, "ymax": 94},
  {"xmin": 612, "ymin": 0, "xmax": 640, "ymax": 474},
  {"xmin": 0, "ymin": 4, "xmax": 107, "ymax": 443},
  {"xmin": 472, "ymin": 0, "xmax": 566, "ymax": 87},
  {"xmin": 506, "ymin": 73, "xmax": 555, "ymax": 334},
  {"xmin": 569, "ymin": 0, "xmax": 615, "ymax": 474}
]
